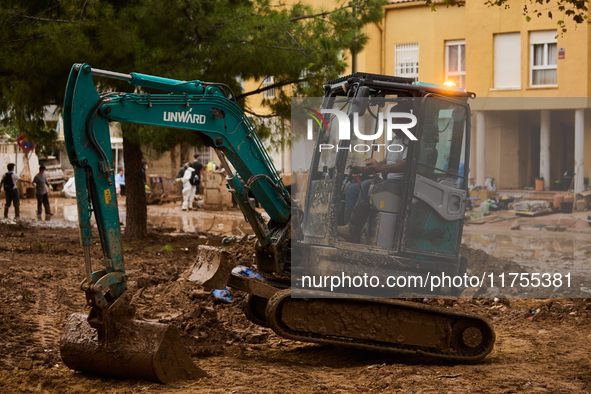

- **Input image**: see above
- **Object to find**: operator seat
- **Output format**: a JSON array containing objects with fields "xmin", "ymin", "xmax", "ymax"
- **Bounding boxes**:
[
  {"xmin": 361, "ymin": 179, "xmax": 402, "ymax": 249},
  {"xmin": 368, "ymin": 181, "xmax": 403, "ymax": 213}
]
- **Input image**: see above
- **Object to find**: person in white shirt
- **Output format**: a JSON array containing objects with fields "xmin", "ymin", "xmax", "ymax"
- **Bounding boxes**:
[
  {"xmin": 337, "ymin": 132, "xmax": 409, "ymax": 243},
  {"xmin": 115, "ymin": 170, "xmax": 125, "ymax": 196}
]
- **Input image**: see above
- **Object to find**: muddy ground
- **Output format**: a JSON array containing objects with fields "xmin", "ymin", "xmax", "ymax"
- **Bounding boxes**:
[{"xmin": 1, "ymin": 218, "xmax": 591, "ymax": 393}]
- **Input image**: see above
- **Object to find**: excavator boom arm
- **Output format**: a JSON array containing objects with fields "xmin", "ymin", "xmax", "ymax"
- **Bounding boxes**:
[{"xmin": 63, "ymin": 63, "xmax": 291, "ymax": 313}]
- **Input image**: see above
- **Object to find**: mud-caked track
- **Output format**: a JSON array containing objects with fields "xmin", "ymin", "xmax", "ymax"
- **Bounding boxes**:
[{"xmin": 2, "ymin": 220, "xmax": 591, "ymax": 393}]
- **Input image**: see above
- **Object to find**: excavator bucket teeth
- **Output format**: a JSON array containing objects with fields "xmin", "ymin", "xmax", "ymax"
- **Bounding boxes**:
[
  {"xmin": 60, "ymin": 313, "xmax": 207, "ymax": 383},
  {"xmin": 180, "ymin": 245, "xmax": 234, "ymax": 289}
]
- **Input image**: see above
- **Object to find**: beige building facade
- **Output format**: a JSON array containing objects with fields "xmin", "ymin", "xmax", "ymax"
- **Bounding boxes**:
[{"xmin": 355, "ymin": 0, "xmax": 591, "ymax": 192}]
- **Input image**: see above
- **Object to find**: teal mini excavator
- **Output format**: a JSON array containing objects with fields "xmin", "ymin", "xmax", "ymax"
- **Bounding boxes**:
[{"xmin": 60, "ymin": 64, "xmax": 495, "ymax": 383}]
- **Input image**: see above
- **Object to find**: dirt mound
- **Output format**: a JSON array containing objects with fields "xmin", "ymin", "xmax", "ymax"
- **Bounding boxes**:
[
  {"xmin": 460, "ymin": 245, "xmax": 589, "ymax": 298},
  {"xmin": 229, "ymin": 236, "xmax": 257, "ymax": 267},
  {"xmin": 132, "ymin": 278, "xmax": 272, "ymax": 357},
  {"xmin": 461, "ymin": 244, "xmax": 523, "ymax": 274}
]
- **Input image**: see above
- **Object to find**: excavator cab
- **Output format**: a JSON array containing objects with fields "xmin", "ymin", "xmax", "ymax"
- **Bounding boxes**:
[{"xmin": 297, "ymin": 73, "xmax": 472, "ymax": 295}]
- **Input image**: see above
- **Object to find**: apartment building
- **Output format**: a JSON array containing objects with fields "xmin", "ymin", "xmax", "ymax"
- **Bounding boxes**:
[{"xmin": 355, "ymin": 0, "xmax": 591, "ymax": 192}]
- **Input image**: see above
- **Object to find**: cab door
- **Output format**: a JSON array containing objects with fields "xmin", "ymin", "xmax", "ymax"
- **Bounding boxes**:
[{"xmin": 401, "ymin": 97, "xmax": 470, "ymax": 257}]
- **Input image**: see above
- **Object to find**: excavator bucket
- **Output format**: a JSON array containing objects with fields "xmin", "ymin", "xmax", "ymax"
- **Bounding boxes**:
[
  {"xmin": 60, "ymin": 293, "xmax": 206, "ymax": 383},
  {"xmin": 180, "ymin": 245, "xmax": 234, "ymax": 289}
]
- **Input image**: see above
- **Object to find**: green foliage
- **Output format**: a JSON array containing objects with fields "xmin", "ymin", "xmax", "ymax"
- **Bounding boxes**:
[
  {"xmin": 0, "ymin": 0, "xmax": 386, "ymax": 152},
  {"xmin": 0, "ymin": 124, "xmax": 18, "ymax": 141},
  {"xmin": 30, "ymin": 126, "xmax": 59, "ymax": 157},
  {"xmin": 0, "ymin": 121, "xmax": 57, "ymax": 156},
  {"xmin": 121, "ymin": 123, "xmax": 204, "ymax": 155},
  {"xmin": 159, "ymin": 244, "xmax": 174, "ymax": 252}
]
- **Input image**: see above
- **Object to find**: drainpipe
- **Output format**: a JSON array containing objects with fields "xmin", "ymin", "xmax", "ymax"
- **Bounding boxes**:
[
  {"xmin": 574, "ymin": 109, "xmax": 585, "ymax": 200},
  {"xmin": 476, "ymin": 111, "xmax": 486, "ymax": 187},
  {"xmin": 540, "ymin": 110, "xmax": 551, "ymax": 191}
]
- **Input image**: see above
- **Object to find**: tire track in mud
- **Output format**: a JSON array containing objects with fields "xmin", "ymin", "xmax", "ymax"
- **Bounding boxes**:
[
  {"xmin": 31, "ymin": 291, "xmax": 62, "ymax": 353},
  {"xmin": 7, "ymin": 283, "xmax": 63, "ymax": 368},
  {"xmin": 0, "ymin": 262, "xmax": 38, "ymax": 369},
  {"xmin": 24, "ymin": 276, "xmax": 81, "ymax": 368},
  {"xmin": 29, "ymin": 280, "xmax": 86, "ymax": 368}
]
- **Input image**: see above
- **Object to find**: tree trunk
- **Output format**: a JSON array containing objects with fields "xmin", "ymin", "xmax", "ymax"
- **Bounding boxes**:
[
  {"xmin": 180, "ymin": 142, "xmax": 191, "ymax": 165},
  {"xmin": 123, "ymin": 134, "xmax": 147, "ymax": 239},
  {"xmin": 170, "ymin": 144, "xmax": 178, "ymax": 178}
]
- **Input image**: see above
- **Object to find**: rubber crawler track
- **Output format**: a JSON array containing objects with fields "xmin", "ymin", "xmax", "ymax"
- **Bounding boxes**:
[{"xmin": 265, "ymin": 289, "xmax": 495, "ymax": 362}]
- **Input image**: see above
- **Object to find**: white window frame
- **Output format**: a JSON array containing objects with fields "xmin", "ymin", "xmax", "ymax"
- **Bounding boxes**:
[
  {"xmin": 395, "ymin": 43, "xmax": 419, "ymax": 81},
  {"xmin": 445, "ymin": 40, "xmax": 466, "ymax": 88},
  {"xmin": 193, "ymin": 146, "xmax": 212, "ymax": 164},
  {"xmin": 298, "ymin": 69, "xmax": 310, "ymax": 90},
  {"xmin": 530, "ymin": 30, "xmax": 557, "ymax": 87},
  {"xmin": 263, "ymin": 76, "xmax": 275, "ymax": 99}
]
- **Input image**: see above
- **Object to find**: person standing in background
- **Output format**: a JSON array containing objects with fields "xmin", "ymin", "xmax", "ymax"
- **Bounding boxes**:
[
  {"xmin": 181, "ymin": 163, "xmax": 196, "ymax": 211},
  {"xmin": 191, "ymin": 154, "xmax": 205, "ymax": 196},
  {"xmin": 1, "ymin": 163, "xmax": 21, "ymax": 219},
  {"xmin": 115, "ymin": 169, "xmax": 125, "ymax": 196},
  {"xmin": 141, "ymin": 161, "xmax": 148, "ymax": 189},
  {"xmin": 176, "ymin": 162, "xmax": 189, "ymax": 179},
  {"xmin": 32, "ymin": 166, "xmax": 53, "ymax": 218}
]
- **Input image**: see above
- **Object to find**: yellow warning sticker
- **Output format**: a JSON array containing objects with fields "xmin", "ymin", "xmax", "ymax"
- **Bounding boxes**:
[
  {"xmin": 380, "ymin": 200, "xmax": 384, "ymax": 209},
  {"xmin": 104, "ymin": 189, "xmax": 112, "ymax": 204}
]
